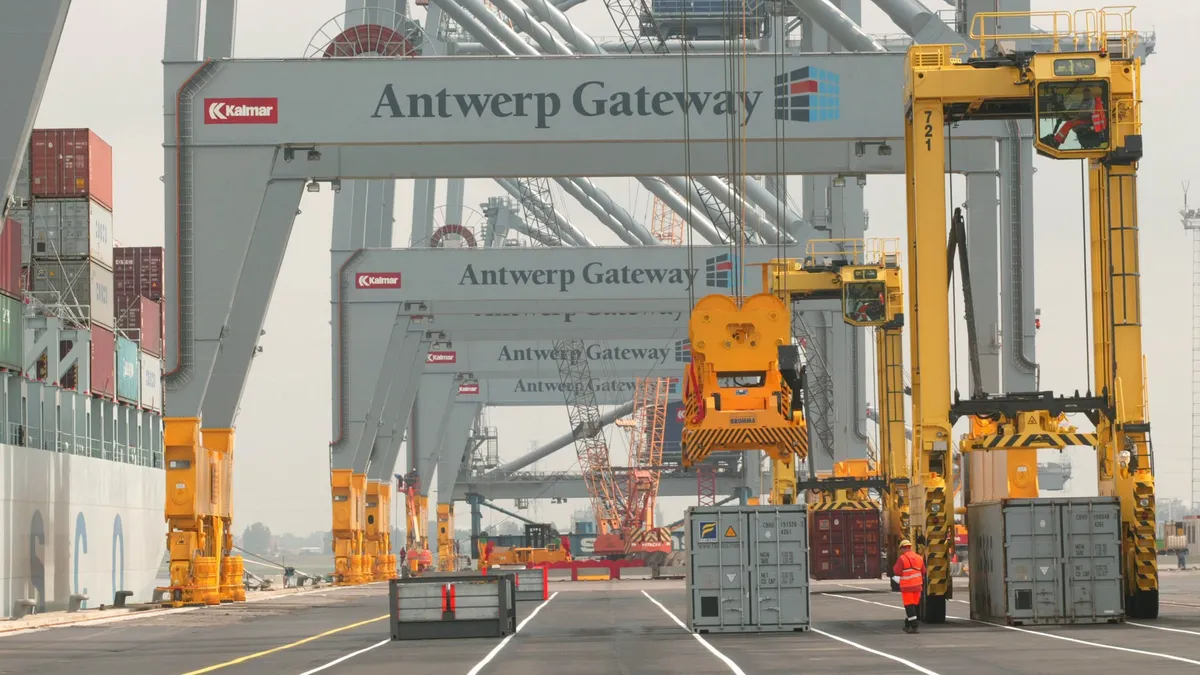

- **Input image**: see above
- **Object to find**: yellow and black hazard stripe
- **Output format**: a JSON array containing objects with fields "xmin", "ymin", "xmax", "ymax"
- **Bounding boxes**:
[
  {"xmin": 682, "ymin": 425, "xmax": 808, "ymax": 464},
  {"xmin": 971, "ymin": 432, "xmax": 1097, "ymax": 449},
  {"xmin": 629, "ymin": 527, "xmax": 673, "ymax": 544},
  {"xmin": 809, "ymin": 499, "xmax": 879, "ymax": 511}
]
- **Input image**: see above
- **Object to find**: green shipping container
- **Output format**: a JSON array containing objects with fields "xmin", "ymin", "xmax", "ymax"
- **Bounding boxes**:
[
  {"xmin": 0, "ymin": 293, "xmax": 22, "ymax": 372},
  {"xmin": 116, "ymin": 335, "xmax": 139, "ymax": 403}
]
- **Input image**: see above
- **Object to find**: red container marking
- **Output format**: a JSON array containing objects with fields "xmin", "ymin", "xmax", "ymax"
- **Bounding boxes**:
[{"xmin": 29, "ymin": 129, "xmax": 114, "ymax": 210}]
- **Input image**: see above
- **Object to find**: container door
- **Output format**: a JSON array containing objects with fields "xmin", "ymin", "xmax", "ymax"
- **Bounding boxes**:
[
  {"xmin": 849, "ymin": 511, "xmax": 882, "ymax": 579},
  {"xmin": 689, "ymin": 511, "xmax": 749, "ymax": 629},
  {"xmin": 1003, "ymin": 502, "xmax": 1062, "ymax": 622},
  {"xmin": 89, "ymin": 202, "xmax": 113, "ymax": 268},
  {"xmin": 748, "ymin": 508, "xmax": 809, "ymax": 628},
  {"xmin": 1060, "ymin": 499, "xmax": 1123, "ymax": 620}
]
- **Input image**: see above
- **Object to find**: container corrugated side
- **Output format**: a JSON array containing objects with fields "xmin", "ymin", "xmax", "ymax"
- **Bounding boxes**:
[
  {"xmin": 116, "ymin": 336, "xmax": 139, "ymax": 403},
  {"xmin": 0, "ymin": 217, "xmax": 20, "ymax": 297},
  {"xmin": 139, "ymin": 352, "xmax": 162, "ymax": 412},
  {"xmin": 28, "ymin": 129, "xmax": 114, "ymax": 210},
  {"xmin": 27, "ymin": 259, "xmax": 115, "ymax": 328},
  {"xmin": 809, "ymin": 508, "xmax": 882, "ymax": 580},
  {"xmin": 747, "ymin": 507, "xmax": 810, "ymax": 629},
  {"xmin": 0, "ymin": 294, "xmax": 23, "ymax": 372},
  {"xmin": 28, "ymin": 198, "xmax": 114, "ymax": 267},
  {"xmin": 90, "ymin": 324, "xmax": 116, "ymax": 398},
  {"xmin": 113, "ymin": 246, "xmax": 163, "ymax": 301},
  {"xmin": 115, "ymin": 295, "xmax": 162, "ymax": 357}
]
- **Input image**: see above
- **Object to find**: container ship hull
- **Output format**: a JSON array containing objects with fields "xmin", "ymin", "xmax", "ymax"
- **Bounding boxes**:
[{"xmin": 0, "ymin": 442, "xmax": 165, "ymax": 615}]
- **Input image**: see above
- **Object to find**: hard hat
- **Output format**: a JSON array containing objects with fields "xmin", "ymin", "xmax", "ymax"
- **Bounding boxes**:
[{"xmin": 899, "ymin": 539, "xmax": 913, "ymax": 548}]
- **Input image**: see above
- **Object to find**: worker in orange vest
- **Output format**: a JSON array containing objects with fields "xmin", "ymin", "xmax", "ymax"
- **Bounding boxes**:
[
  {"xmin": 1042, "ymin": 85, "xmax": 1107, "ymax": 149},
  {"xmin": 891, "ymin": 539, "xmax": 926, "ymax": 633}
]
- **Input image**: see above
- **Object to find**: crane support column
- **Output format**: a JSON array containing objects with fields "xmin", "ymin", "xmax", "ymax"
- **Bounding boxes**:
[{"xmin": 905, "ymin": 93, "xmax": 955, "ymax": 622}]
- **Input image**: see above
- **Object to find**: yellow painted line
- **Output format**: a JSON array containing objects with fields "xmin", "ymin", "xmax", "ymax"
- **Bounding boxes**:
[{"xmin": 180, "ymin": 614, "xmax": 388, "ymax": 674}]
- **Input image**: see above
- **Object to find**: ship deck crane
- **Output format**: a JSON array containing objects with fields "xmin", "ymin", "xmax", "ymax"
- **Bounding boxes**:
[
  {"xmin": 760, "ymin": 238, "xmax": 911, "ymax": 564},
  {"xmin": 902, "ymin": 10, "xmax": 1156, "ymax": 622}
]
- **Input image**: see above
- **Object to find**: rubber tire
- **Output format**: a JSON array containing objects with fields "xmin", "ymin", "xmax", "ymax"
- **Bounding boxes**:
[
  {"xmin": 1127, "ymin": 588, "xmax": 1159, "ymax": 620},
  {"xmin": 920, "ymin": 592, "xmax": 947, "ymax": 624}
]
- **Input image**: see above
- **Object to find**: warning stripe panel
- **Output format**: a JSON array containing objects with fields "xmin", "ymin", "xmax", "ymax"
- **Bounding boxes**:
[
  {"xmin": 682, "ymin": 424, "xmax": 808, "ymax": 464},
  {"xmin": 976, "ymin": 432, "xmax": 1098, "ymax": 449},
  {"xmin": 810, "ymin": 500, "xmax": 879, "ymax": 511}
]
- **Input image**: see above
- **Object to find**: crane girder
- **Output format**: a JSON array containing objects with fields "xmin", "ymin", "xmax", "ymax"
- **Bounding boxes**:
[{"xmin": 903, "ymin": 13, "xmax": 1155, "ymax": 622}]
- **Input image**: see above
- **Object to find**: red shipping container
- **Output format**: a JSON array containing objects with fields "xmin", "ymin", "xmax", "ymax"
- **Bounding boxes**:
[
  {"xmin": 115, "ymin": 295, "xmax": 162, "ymax": 357},
  {"xmin": 29, "ymin": 129, "xmax": 114, "ymax": 211},
  {"xmin": 88, "ymin": 324, "xmax": 116, "ymax": 398},
  {"xmin": 809, "ymin": 509, "xmax": 883, "ymax": 581},
  {"xmin": 113, "ymin": 246, "xmax": 163, "ymax": 301},
  {"xmin": 0, "ymin": 218, "xmax": 21, "ymax": 298}
]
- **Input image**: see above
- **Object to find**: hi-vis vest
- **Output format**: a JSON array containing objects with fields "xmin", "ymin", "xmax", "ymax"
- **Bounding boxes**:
[
  {"xmin": 1090, "ymin": 96, "xmax": 1108, "ymax": 132},
  {"xmin": 897, "ymin": 551, "xmax": 925, "ymax": 591}
]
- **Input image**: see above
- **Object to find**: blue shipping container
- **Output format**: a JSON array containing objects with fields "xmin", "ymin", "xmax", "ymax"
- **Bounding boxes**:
[{"xmin": 116, "ymin": 336, "xmax": 139, "ymax": 403}]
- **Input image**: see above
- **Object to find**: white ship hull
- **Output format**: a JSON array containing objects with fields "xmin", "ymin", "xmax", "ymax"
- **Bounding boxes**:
[{"xmin": 0, "ymin": 443, "xmax": 165, "ymax": 616}]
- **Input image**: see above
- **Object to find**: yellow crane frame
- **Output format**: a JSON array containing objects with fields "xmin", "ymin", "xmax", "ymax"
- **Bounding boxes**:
[
  {"xmin": 761, "ymin": 239, "xmax": 911, "ymax": 564},
  {"xmin": 903, "ymin": 9, "xmax": 1155, "ymax": 622}
]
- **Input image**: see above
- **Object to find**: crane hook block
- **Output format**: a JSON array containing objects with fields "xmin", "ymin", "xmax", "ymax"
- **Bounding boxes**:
[{"xmin": 681, "ymin": 293, "xmax": 809, "ymax": 466}]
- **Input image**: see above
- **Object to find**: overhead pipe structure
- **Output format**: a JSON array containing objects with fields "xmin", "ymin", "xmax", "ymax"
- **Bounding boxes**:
[
  {"xmin": 551, "ymin": 178, "xmax": 646, "ymax": 245},
  {"xmin": 451, "ymin": 38, "xmax": 763, "ymax": 55},
  {"xmin": 639, "ymin": 177, "xmax": 725, "ymax": 245},
  {"xmin": 661, "ymin": 175, "xmax": 744, "ymax": 243},
  {"xmin": 509, "ymin": 0, "xmax": 792, "ymax": 244},
  {"xmin": 493, "ymin": 178, "xmax": 593, "ymax": 246},
  {"xmin": 694, "ymin": 175, "xmax": 790, "ymax": 243},
  {"xmin": 787, "ymin": 0, "xmax": 888, "ymax": 53},
  {"xmin": 435, "ymin": 0, "xmax": 661, "ymax": 245},
  {"xmin": 487, "ymin": 400, "xmax": 635, "ymax": 475}
]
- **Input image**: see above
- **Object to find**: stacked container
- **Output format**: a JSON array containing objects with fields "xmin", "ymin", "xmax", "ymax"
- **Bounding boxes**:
[
  {"xmin": 23, "ymin": 129, "xmax": 116, "ymax": 397},
  {"xmin": 114, "ymin": 246, "xmax": 164, "ymax": 412}
]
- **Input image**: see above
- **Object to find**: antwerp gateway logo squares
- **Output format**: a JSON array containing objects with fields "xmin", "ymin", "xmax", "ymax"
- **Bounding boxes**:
[
  {"xmin": 774, "ymin": 67, "xmax": 840, "ymax": 123},
  {"xmin": 705, "ymin": 253, "xmax": 737, "ymax": 288}
]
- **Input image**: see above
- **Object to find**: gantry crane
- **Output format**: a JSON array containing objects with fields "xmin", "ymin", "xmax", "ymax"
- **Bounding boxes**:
[
  {"xmin": 760, "ymin": 238, "xmax": 911, "ymax": 566},
  {"xmin": 397, "ymin": 472, "xmax": 433, "ymax": 576},
  {"xmin": 903, "ymin": 9, "xmax": 1155, "ymax": 621}
]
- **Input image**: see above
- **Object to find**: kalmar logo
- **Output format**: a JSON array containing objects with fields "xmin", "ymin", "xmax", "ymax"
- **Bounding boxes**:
[
  {"xmin": 427, "ymin": 351, "xmax": 457, "ymax": 364},
  {"xmin": 458, "ymin": 383, "xmax": 480, "ymax": 395},
  {"xmin": 355, "ymin": 272, "xmax": 402, "ymax": 289},
  {"xmin": 204, "ymin": 97, "xmax": 279, "ymax": 124}
]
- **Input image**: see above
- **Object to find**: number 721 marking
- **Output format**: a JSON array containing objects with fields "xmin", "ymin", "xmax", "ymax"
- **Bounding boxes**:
[{"xmin": 924, "ymin": 109, "xmax": 934, "ymax": 151}]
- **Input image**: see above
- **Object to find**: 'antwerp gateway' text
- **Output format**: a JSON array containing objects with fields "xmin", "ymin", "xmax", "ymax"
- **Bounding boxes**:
[{"xmin": 371, "ymin": 81, "xmax": 764, "ymax": 129}]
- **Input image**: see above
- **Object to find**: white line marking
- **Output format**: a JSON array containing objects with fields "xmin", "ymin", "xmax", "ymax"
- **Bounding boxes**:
[
  {"xmin": 296, "ymin": 640, "xmax": 389, "ymax": 675},
  {"xmin": 640, "ymin": 590, "xmax": 746, "ymax": 675},
  {"xmin": 465, "ymin": 591, "xmax": 558, "ymax": 675},
  {"xmin": 809, "ymin": 628, "xmax": 943, "ymax": 675},
  {"xmin": 824, "ymin": 593, "xmax": 1200, "ymax": 666},
  {"xmin": 824, "ymin": 593, "xmax": 902, "ymax": 611},
  {"xmin": 1128, "ymin": 621, "xmax": 1200, "ymax": 637},
  {"xmin": 835, "ymin": 583, "xmax": 878, "ymax": 592}
]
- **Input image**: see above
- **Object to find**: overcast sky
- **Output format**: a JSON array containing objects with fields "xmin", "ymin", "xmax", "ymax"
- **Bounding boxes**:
[{"xmin": 32, "ymin": 0, "xmax": 1196, "ymax": 535}]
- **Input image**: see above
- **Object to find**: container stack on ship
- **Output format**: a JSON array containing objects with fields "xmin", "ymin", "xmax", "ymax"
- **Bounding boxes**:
[{"xmin": 0, "ymin": 128, "xmax": 166, "ymax": 617}]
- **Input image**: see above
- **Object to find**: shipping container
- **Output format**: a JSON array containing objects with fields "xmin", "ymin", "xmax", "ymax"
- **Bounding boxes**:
[
  {"xmin": 0, "ymin": 294, "xmax": 24, "ymax": 372},
  {"xmin": 113, "ymin": 246, "xmax": 163, "ymax": 301},
  {"xmin": 968, "ymin": 497, "xmax": 1123, "ymax": 626},
  {"xmin": 0, "ymin": 217, "xmax": 21, "ymax": 297},
  {"xmin": 115, "ymin": 295, "xmax": 163, "ymax": 357},
  {"xmin": 809, "ymin": 508, "xmax": 883, "ymax": 580},
  {"xmin": 29, "ymin": 129, "xmax": 114, "ymax": 210},
  {"xmin": 89, "ymin": 324, "xmax": 116, "ymax": 398},
  {"xmin": 661, "ymin": 400, "xmax": 685, "ymax": 464},
  {"xmin": 139, "ymin": 352, "xmax": 162, "ymax": 412},
  {"xmin": 116, "ymin": 336, "xmax": 139, "ymax": 403},
  {"xmin": 15, "ymin": 209, "xmax": 32, "ymax": 265},
  {"xmin": 686, "ymin": 504, "xmax": 809, "ymax": 633},
  {"xmin": 27, "ymin": 259, "xmax": 115, "ymax": 328},
  {"xmin": 28, "ymin": 198, "xmax": 114, "ymax": 268}
]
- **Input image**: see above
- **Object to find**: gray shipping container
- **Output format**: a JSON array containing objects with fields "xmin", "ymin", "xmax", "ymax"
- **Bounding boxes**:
[
  {"xmin": 686, "ymin": 504, "xmax": 810, "ymax": 634},
  {"xmin": 968, "ymin": 497, "xmax": 1124, "ymax": 626},
  {"xmin": 27, "ymin": 259, "xmax": 115, "ymax": 328},
  {"xmin": 28, "ymin": 198, "xmax": 114, "ymax": 268}
]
